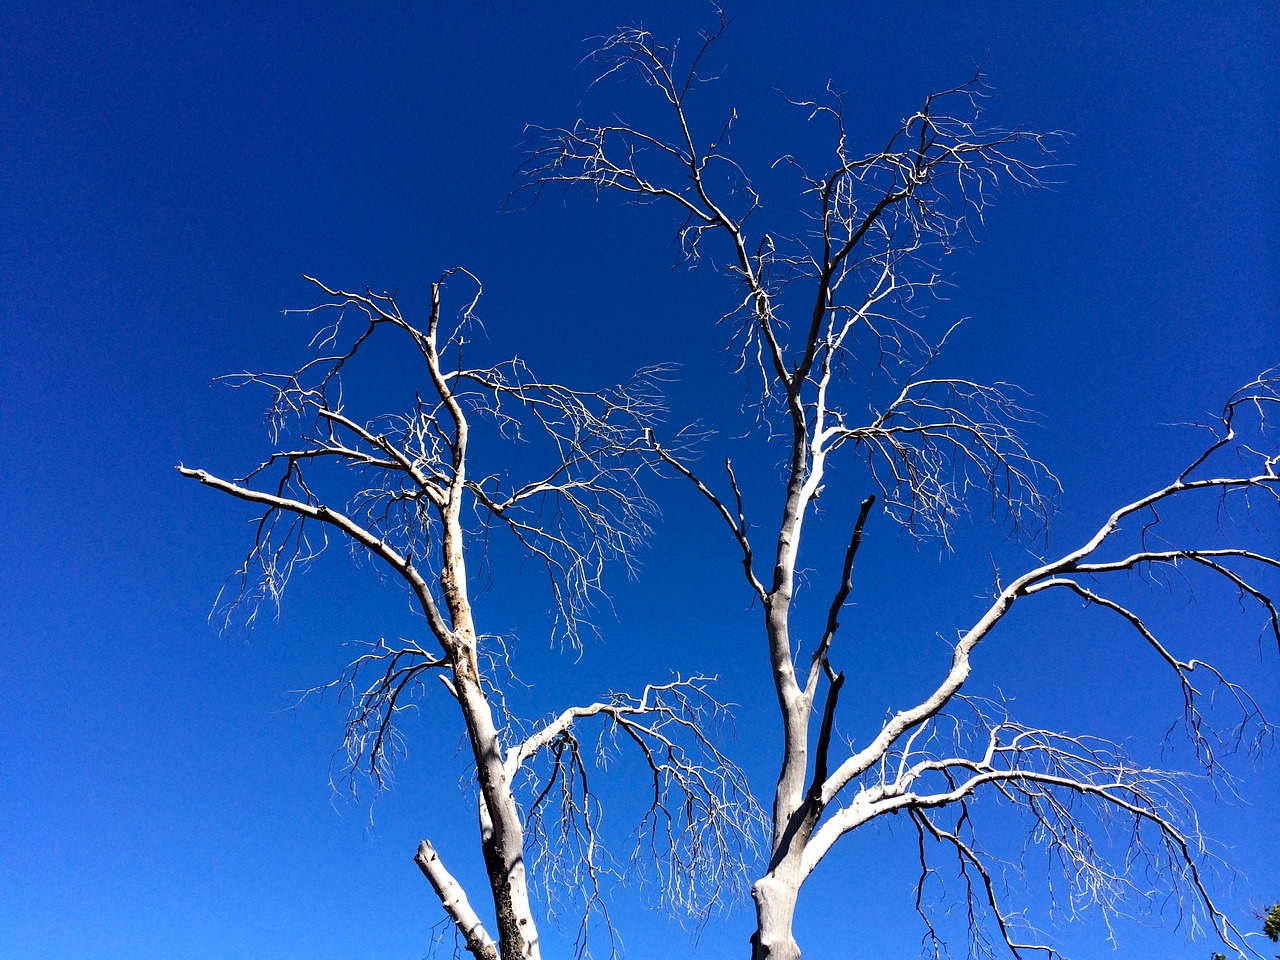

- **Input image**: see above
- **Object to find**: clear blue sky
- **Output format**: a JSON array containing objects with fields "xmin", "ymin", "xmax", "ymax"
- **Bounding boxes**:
[{"xmin": 1, "ymin": 3, "xmax": 1276, "ymax": 959}]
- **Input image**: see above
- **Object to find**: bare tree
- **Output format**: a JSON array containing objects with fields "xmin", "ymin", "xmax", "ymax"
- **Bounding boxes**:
[
  {"xmin": 179, "ymin": 274, "xmax": 760, "ymax": 960},
  {"xmin": 527, "ymin": 16, "xmax": 1279, "ymax": 960}
]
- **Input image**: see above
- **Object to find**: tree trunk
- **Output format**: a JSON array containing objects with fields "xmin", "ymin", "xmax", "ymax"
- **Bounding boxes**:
[
  {"xmin": 751, "ymin": 871, "xmax": 804, "ymax": 960},
  {"xmin": 438, "ymin": 471, "xmax": 542, "ymax": 960},
  {"xmin": 453, "ymin": 666, "xmax": 541, "ymax": 960},
  {"xmin": 477, "ymin": 797, "xmax": 539, "ymax": 960}
]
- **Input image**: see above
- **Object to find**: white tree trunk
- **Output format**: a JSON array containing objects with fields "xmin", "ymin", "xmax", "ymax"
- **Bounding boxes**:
[{"xmin": 752, "ymin": 870, "xmax": 804, "ymax": 960}]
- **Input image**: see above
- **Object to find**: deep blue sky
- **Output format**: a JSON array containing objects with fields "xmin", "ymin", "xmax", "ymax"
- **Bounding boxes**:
[{"xmin": 2, "ymin": 3, "xmax": 1277, "ymax": 959}]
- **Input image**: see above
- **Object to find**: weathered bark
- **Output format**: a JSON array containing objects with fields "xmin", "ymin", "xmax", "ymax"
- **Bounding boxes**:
[{"xmin": 453, "ymin": 667, "xmax": 539, "ymax": 960}]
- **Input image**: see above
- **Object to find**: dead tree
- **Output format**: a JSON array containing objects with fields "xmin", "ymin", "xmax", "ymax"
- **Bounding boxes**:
[
  {"xmin": 527, "ymin": 17, "xmax": 1279, "ymax": 960},
  {"xmin": 179, "ymin": 273, "xmax": 760, "ymax": 960}
]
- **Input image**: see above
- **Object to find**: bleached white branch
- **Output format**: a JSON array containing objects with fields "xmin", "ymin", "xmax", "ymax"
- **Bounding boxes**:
[{"xmin": 415, "ymin": 839, "xmax": 499, "ymax": 960}]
